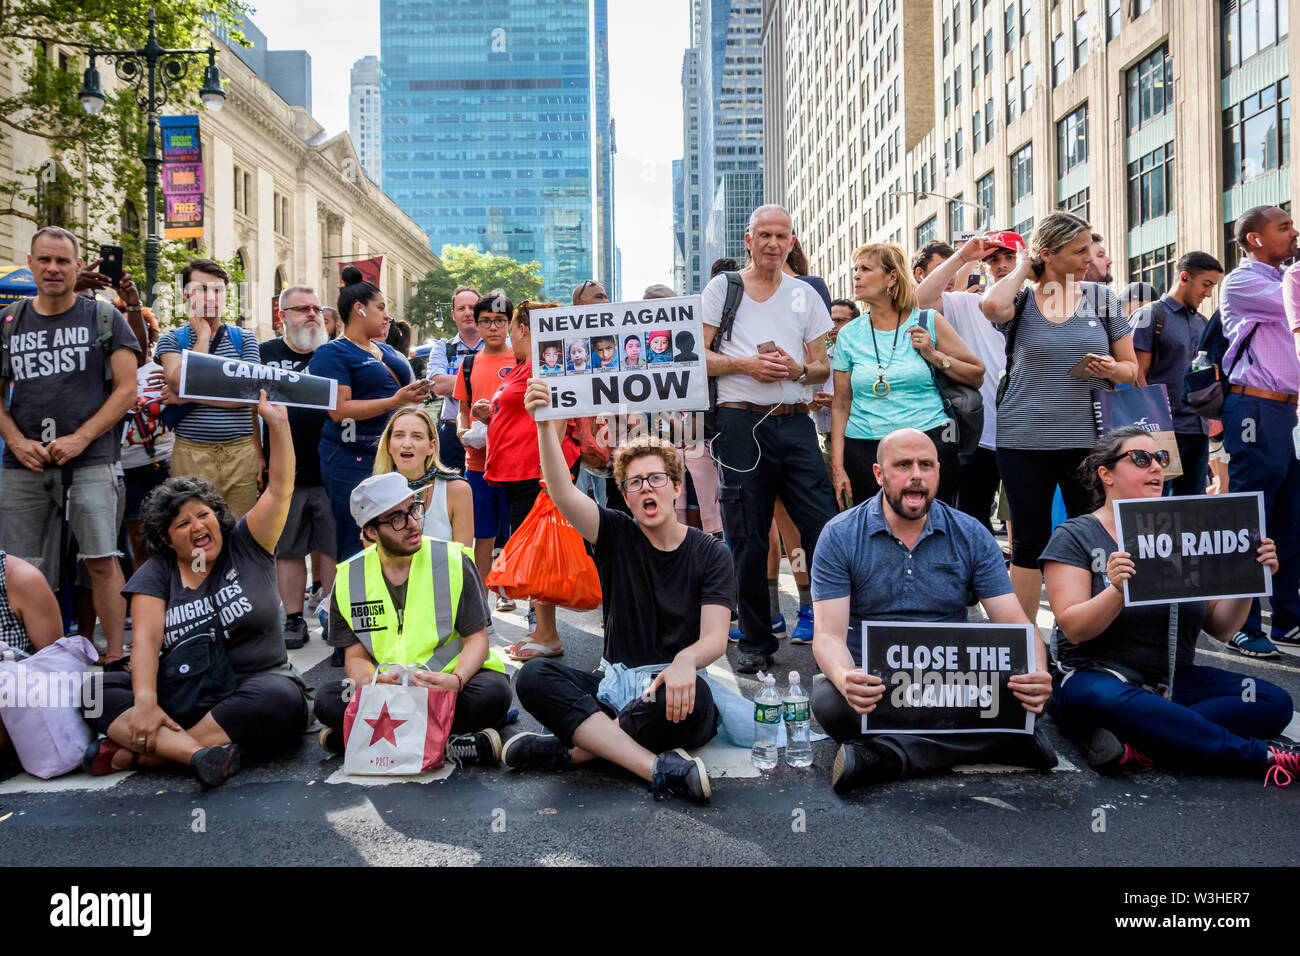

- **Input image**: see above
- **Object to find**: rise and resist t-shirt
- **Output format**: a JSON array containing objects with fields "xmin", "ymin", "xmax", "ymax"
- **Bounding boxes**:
[
  {"xmin": 451, "ymin": 350, "xmax": 517, "ymax": 472},
  {"xmin": 3, "ymin": 297, "xmax": 140, "ymax": 469},
  {"xmin": 123, "ymin": 518, "xmax": 285, "ymax": 674},
  {"xmin": 591, "ymin": 507, "xmax": 735, "ymax": 667},
  {"xmin": 154, "ymin": 323, "xmax": 261, "ymax": 444},
  {"xmin": 259, "ymin": 337, "xmax": 326, "ymax": 486}
]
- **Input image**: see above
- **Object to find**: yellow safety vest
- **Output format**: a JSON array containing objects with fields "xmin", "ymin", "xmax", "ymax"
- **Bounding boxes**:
[{"xmin": 334, "ymin": 536, "xmax": 505, "ymax": 675}]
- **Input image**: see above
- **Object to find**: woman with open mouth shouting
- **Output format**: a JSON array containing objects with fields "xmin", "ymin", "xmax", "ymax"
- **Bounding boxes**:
[{"xmin": 372, "ymin": 404, "xmax": 473, "ymax": 549}]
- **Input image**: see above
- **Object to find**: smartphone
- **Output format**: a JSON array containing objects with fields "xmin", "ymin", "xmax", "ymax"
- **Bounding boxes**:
[
  {"xmin": 98, "ymin": 244, "xmax": 124, "ymax": 286},
  {"xmin": 756, "ymin": 341, "xmax": 777, "ymax": 354},
  {"xmin": 1067, "ymin": 353, "xmax": 1108, "ymax": 381}
]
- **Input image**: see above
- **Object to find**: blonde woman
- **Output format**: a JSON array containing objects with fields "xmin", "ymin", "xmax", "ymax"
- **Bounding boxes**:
[
  {"xmin": 830, "ymin": 241, "xmax": 984, "ymax": 508},
  {"xmin": 373, "ymin": 404, "xmax": 473, "ymax": 548}
]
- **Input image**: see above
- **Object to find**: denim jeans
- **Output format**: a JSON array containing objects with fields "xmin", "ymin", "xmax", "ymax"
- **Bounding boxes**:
[
  {"xmin": 319, "ymin": 436, "xmax": 377, "ymax": 562},
  {"xmin": 1048, "ymin": 663, "xmax": 1292, "ymax": 773}
]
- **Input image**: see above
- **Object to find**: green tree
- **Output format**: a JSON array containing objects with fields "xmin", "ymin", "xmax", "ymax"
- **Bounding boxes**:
[
  {"xmin": 0, "ymin": 0, "xmax": 246, "ymax": 281},
  {"xmin": 408, "ymin": 244, "xmax": 544, "ymax": 339}
]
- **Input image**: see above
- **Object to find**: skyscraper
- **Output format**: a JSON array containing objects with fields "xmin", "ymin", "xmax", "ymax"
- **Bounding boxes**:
[
  {"xmin": 380, "ymin": 0, "xmax": 615, "ymax": 300},
  {"xmin": 350, "ymin": 56, "xmax": 382, "ymax": 183}
]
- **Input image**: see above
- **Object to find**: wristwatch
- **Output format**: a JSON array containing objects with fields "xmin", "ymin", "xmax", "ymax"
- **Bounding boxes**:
[
  {"xmin": 796, "ymin": 364, "xmax": 809, "ymax": 385},
  {"xmin": 939, "ymin": 355, "xmax": 951, "ymax": 370}
]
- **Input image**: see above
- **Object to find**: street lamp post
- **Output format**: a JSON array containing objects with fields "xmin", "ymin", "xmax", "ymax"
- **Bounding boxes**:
[
  {"xmin": 888, "ymin": 188, "xmax": 991, "ymax": 232},
  {"xmin": 78, "ymin": 7, "xmax": 226, "ymax": 306}
]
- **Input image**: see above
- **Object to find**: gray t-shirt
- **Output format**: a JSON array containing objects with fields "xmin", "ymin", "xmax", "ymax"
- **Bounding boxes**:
[
  {"xmin": 155, "ymin": 324, "xmax": 261, "ymax": 443},
  {"xmin": 997, "ymin": 283, "xmax": 1130, "ymax": 451},
  {"xmin": 123, "ymin": 517, "xmax": 285, "ymax": 674},
  {"xmin": 2, "ymin": 297, "xmax": 140, "ymax": 469},
  {"xmin": 1129, "ymin": 295, "xmax": 1209, "ymax": 436}
]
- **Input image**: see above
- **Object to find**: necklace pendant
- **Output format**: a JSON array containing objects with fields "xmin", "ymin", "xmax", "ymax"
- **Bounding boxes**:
[{"xmin": 872, "ymin": 376, "xmax": 891, "ymax": 397}]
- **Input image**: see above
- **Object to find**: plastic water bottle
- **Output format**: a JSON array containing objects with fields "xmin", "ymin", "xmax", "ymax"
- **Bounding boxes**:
[
  {"xmin": 751, "ymin": 674, "xmax": 781, "ymax": 769},
  {"xmin": 783, "ymin": 671, "xmax": 813, "ymax": 768},
  {"xmin": 1191, "ymin": 350, "xmax": 1211, "ymax": 371}
]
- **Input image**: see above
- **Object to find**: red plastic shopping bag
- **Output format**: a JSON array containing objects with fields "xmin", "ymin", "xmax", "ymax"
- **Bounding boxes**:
[{"xmin": 485, "ymin": 484, "xmax": 602, "ymax": 610}]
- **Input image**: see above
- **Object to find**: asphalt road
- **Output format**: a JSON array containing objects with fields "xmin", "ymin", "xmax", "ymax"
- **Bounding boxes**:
[{"xmin": 3, "ymin": 581, "xmax": 1299, "ymax": 868}]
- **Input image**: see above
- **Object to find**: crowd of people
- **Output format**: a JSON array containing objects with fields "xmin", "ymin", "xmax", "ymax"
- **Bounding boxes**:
[{"xmin": 0, "ymin": 198, "xmax": 1297, "ymax": 799}]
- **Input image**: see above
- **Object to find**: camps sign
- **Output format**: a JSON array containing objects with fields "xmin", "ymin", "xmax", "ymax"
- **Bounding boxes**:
[
  {"xmin": 530, "ymin": 296, "xmax": 709, "ymax": 420},
  {"xmin": 178, "ymin": 349, "xmax": 337, "ymax": 411}
]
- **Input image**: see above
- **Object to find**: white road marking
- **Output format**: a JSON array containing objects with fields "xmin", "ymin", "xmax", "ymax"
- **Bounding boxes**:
[
  {"xmin": 324, "ymin": 764, "xmax": 455, "ymax": 786},
  {"xmin": 0, "ymin": 771, "xmax": 135, "ymax": 794}
]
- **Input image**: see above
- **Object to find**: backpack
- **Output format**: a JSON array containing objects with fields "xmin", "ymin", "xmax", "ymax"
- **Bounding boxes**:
[
  {"xmin": 703, "ymin": 271, "xmax": 745, "ymax": 440},
  {"xmin": 0, "ymin": 297, "xmax": 115, "ymax": 412},
  {"xmin": 460, "ymin": 352, "xmax": 477, "ymax": 406},
  {"xmin": 915, "ymin": 309, "xmax": 984, "ymax": 456},
  {"xmin": 161, "ymin": 323, "xmax": 246, "ymax": 428},
  {"xmin": 1182, "ymin": 308, "xmax": 1259, "ymax": 420}
]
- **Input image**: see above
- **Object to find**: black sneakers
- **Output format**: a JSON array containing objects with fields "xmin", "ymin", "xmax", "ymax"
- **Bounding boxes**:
[
  {"xmin": 830, "ymin": 741, "xmax": 904, "ymax": 794},
  {"xmin": 283, "ymin": 615, "xmax": 308, "ymax": 650},
  {"xmin": 446, "ymin": 728, "xmax": 502, "ymax": 767},
  {"xmin": 318, "ymin": 727, "xmax": 344, "ymax": 756},
  {"xmin": 648, "ymin": 748, "xmax": 711, "ymax": 802},
  {"xmin": 190, "ymin": 743, "xmax": 241, "ymax": 788},
  {"xmin": 735, "ymin": 650, "xmax": 774, "ymax": 674},
  {"xmin": 501, "ymin": 732, "xmax": 573, "ymax": 772}
]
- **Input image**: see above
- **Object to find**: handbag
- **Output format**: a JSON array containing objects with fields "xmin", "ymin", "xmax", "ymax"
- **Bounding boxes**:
[
  {"xmin": 155, "ymin": 629, "xmax": 239, "ymax": 729},
  {"xmin": 1091, "ymin": 383, "xmax": 1184, "ymax": 479},
  {"xmin": 485, "ymin": 483, "xmax": 603, "ymax": 609},
  {"xmin": 0, "ymin": 635, "xmax": 96, "ymax": 778},
  {"xmin": 915, "ymin": 309, "xmax": 984, "ymax": 455},
  {"xmin": 342, "ymin": 663, "xmax": 457, "ymax": 775}
]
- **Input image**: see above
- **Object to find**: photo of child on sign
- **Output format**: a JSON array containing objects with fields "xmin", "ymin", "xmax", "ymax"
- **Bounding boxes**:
[
  {"xmin": 646, "ymin": 330, "xmax": 674, "ymax": 363},
  {"xmin": 539, "ymin": 341, "xmax": 565, "ymax": 375},
  {"xmin": 591, "ymin": 334, "xmax": 620, "ymax": 371}
]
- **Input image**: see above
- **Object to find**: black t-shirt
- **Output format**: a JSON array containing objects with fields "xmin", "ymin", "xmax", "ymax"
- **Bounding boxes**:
[
  {"xmin": 3, "ymin": 297, "xmax": 140, "ymax": 469},
  {"xmin": 258, "ymin": 337, "xmax": 326, "ymax": 487},
  {"xmin": 1039, "ymin": 514, "xmax": 1205, "ymax": 686},
  {"xmin": 123, "ymin": 518, "xmax": 285, "ymax": 674},
  {"xmin": 591, "ymin": 507, "xmax": 735, "ymax": 667}
]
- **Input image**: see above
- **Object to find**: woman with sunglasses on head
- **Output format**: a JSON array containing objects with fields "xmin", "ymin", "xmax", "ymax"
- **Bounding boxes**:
[{"xmin": 1041, "ymin": 426, "xmax": 1297, "ymax": 784}]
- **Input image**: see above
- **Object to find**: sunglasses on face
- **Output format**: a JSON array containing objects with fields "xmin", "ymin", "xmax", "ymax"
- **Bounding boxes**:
[{"xmin": 1108, "ymin": 449, "xmax": 1170, "ymax": 469}]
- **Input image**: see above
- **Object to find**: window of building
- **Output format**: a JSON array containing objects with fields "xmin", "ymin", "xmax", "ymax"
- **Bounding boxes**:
[
  {"xmin": 1052, "ymin": 33, "xmax": 1066, "ymax": 86},
  {"xmin": 1022, "ymin": 61, "xmax": 1034, "ymax": 109},
  {"xmin": 1014, "ymin": 216, "xmax": 1035, "ymax": 236},
  {"xmin": 1021, "ymin": 0, "xmax": 1032, "ymax": 34},
  {"xmin": 945, "ymin": 137, "xmax": 953, "ymax": 175},
  {"xmin": 1223, "ymin": 77, "xmax": 1290, "ymax": 186},
  {"xmin": 1074, "ymin": 10, "xmax": 1089, "ymax": 66},
  {"xmin": 1133, "ymin": 0, "xmax": 1152, "ymax": 15},
  {"xmin": 977, "ymin": 170, "xmax": 995, "ymax": 229},
  {"xmin": 944, "ymin": 17, "xmax": 951, "ymax": 56},
  {"xmin": 1107, "ymin": 0, "xmax": 1123, "ymax": 39},
  {"xmin": 1011, "ymin": 142, "xmax": 1033, "ymax": 204},
  {"xmin": 985, "ymin": 28, "xmax": 994, "ymax": 73},
  {"xmin": 956, "ymin": 128, "xmax": 965, "ymax": 167},
  {"xmin": 1128, "ymin": 243, "xmax": 1176, "ymax": 293},
  {"xmin": 1126, "ymin": 45, "xmax": 1173, "ymax": 132},
  {"xmin": 917, "ymin": 216, "xmax": 938, "ymax": 247},
  {"xmin": 1057, "ymin": 103, "xmax": 1088, "ymax": 172},
  {"xmin": 1005, "ymin": 3, "xmax": 1017, "ymax": 51},
  {"xmin": 972, "ymin": 35, "xmax": 983, "ymax": 83},
  {"xmin": 1059, "ymin": 186, "xmax": 1091, "ymax": 220},
  {"xmin": 955, "ymin": 66, "xmax": 963, "ymax": 107},
  {"xmin": 954, "ymin": 2, "xmax": 962, "ymax": 40},
  {"xmin": 1222, "ymin": 0, "xmax": 1289, "ymax": 74},
  {"xmin": 945, "ymin": 77, "xmax": 952, "ymax": 117},
  {"xmin": 949, "ymin": 195, "xmax": 965, "ymax": 237},
  {"xmin": 1127, "ymin": 142, "xmax": 1175, "ymax": 225},
  {"xmin": 973, "ymin": 108, "xmax": 984, "ymax": 149},
  {"xmin": 1006, "ymin": 75, "xmax": 1018, "ymax": 122},
  {"xmin": 985, "ymin": 97, "xmax": 995, "ymax": 142}
]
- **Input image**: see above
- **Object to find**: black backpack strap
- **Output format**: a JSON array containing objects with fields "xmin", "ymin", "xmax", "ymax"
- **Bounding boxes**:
[
  {"xmin": 0, "ymin": 298, "xmax": 29, "ymax": 412},
  {"xmin": 1005, "ymin": 287, "xmax": 1029, "ymax": 366},
  {"xmin": 1148, "ymin": 299, "xmax": 1167, "ymax": 364},
  {"xmin": 461, "ymin": 352, "xmax": 476, "ymax": 406},
  {"xmin": 710, "ymin": 271, "xmax": 744, "ymax": 352}
]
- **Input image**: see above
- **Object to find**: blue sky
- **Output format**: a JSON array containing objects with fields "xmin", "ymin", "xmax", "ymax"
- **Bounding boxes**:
[{"xmin": 246, "ymin": 0, "xmax": 688, "ymax": 296}]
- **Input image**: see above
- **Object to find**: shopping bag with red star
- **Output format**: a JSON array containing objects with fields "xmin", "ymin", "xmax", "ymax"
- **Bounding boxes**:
[{"xmin": 341, "ymin": 663, "xmax": 457, "ymax": 775}]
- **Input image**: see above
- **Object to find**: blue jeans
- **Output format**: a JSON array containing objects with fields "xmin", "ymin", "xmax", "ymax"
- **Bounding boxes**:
[
  {"xmin": 712, "ymin": 408, "xmax": 837, "ymax": 657},
  {"xmin": 1222, "ymin": 392, "xmax": 1300, "ymax": 636},
  {"xmin": 319, "ymin": 437, "xmax": 377, "ymax": 562},
  {"xmin": 575, "ymin": 466, "xmax": 608, "ymax": 507},
  {"xmin": 1048, "ymin": 664, "xmax": 1292, "ymax": 773}
]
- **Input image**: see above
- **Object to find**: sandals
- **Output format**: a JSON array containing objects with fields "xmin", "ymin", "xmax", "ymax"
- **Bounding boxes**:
[
  {"xmin": 505, "ymin": 641, "xmax": 564, "ymax": 662},
  {"xmin": 82, "ymin": 738, "xmax": 140, "ymax": 776}
]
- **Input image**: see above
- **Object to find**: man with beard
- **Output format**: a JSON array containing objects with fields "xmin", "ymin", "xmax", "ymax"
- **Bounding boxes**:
[
  {"xmin": 260, "ymin": 286, "xmax": 337, "ymax": 649},
  {"xmin": 809, "ymin": 428, "xmax": 1055, "ymax": 793},
  {"xmin": 1083, "ymin": 232, "xmax": 1114, "ymax": 286}
]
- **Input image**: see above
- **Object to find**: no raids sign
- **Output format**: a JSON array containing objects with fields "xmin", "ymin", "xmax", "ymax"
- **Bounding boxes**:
[{"xmin": 530, "ymin": 296, "xmax": 709, "ymax": 420}]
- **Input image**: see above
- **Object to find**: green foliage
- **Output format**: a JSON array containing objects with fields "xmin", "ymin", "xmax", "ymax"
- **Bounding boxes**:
[
  {"xmin": 0, "ymin": 0, "xmax": 247, "ymax": 281},
  {"xmin": 409, "ymin": 244, "xmax": 545, "ymax": 339},
  {"xmin": 153, "ymin": 248, "xmax": 247, "ymax": 328}
]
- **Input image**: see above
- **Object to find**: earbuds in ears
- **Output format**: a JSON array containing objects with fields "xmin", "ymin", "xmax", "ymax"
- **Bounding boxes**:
[
  {"xmin": 1253, "ymin": 236, "xmax": 1264, "ymax": 248},
  {"xmin": 358, "ymin": 307, "xmax": 367, "ymax": 317}
]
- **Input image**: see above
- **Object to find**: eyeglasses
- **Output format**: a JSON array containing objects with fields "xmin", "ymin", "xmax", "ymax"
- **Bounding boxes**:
[
  {"xmin": 621, "ymin": 472, "xmax": 671, "ymax": 494},
  {"xmin": 375, "ymin": 500, "xmax": 425, "ymax": 531},
  {"xmin": 477, "ymin": 317, "xmax": 508, "ymax": 328},
  {"xmin": 285, "ymin": 305, "xmax": 322, "ymax": 315},
  {"xmin": 1107, "ymin": 449, "xmax": 1171, "ymax": 469}
]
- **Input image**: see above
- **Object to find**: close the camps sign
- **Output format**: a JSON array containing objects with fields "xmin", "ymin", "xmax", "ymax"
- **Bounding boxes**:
[
  {"xmin": 1113, "ymin": 492, "xmax": 1271, "ymax": 606},
  {"xmin": 530, "ymin": 296, "xmax": 709, "ymax": 420},
  {"xmin": 860, "ymin": 621, "xmax": 1036, "ymax": 735},
  {"xmin": 178, "ymin": 349, "xmax": 337, "ymax": 410}
]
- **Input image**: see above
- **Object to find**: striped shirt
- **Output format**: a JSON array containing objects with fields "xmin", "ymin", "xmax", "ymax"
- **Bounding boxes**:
[
  {"xmin": 155, "ymin": 324, "xmax": 261, "ymax": 443},
  {"xmin": 997, "ymin": 282, "xmax": 1129, "ymax": 451}
]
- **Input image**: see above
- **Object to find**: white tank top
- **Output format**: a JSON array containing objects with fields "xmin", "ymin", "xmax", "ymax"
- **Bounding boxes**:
[{"xmin": 423, "ymin": 478, "xmax": 454, "ymax": 542}]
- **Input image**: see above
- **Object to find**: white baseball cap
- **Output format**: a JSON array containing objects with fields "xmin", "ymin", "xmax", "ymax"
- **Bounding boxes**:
[{"xmin": 350, "ymin": 472, "xmax": 417, "ymax": 528}]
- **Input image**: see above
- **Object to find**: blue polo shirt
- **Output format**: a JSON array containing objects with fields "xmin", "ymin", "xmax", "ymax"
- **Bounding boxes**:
[
  {"xmin": 811, "ymin": 491, "xmax": 1014, "ymax": 666},
  {"xmin": 1129, "ymin": 293, "xmax": 1209, "ymax": 436}
]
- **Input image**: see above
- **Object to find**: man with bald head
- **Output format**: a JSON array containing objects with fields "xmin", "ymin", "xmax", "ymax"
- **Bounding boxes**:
[{"xmin": 809, "ymin": 428, "xmax": 1055, "ymax": 793}]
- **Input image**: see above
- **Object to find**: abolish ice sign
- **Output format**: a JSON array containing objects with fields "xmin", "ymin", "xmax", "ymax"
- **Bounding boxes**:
[
  {"xmin": 530, "ymin": 296, "xmax": 709, "ymax": 420},
  {"xmin": 1112, "ymin": 492, "xmax": 1271, "ymax": 606}
]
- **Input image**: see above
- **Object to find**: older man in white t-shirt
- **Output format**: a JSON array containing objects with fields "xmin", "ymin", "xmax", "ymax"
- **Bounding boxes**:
[
  {"xmin": 916, "ymin": 231, "xmax": 1025, "ymax": 534},
  {"xmin": 702, "ymin": 204, "xmax": 836, "ymax": 673}
]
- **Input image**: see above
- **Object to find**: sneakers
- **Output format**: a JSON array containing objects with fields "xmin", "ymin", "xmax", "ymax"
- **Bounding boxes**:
[
  {"xmin": 831, "ymin": 741, "xmax": 904, "ymax": 794},
  {"xmin": 1084, "ymin": 727, "xmax": 1152, "ymax": 773},
  {"xmin": 771, "ymin": 614, "xmax": 787, "ymax": 636},
  {"xmin": 1266, "ymin": 742, "xmax": 1300, "ymax": 787},
  {"xmin": 1229, "ymin": 629, "xmax": 1281, "ymax": 659},
  {"xmin": 735, "ymin": 650, "xmax": 774, "ymax": 674},
  {"xmin": 306, "ymin": 586, "xmax": 324, "ymax": 612},
  {"xmin": 790, "ymin": 604, "xmax": 814, "ymax": 644},
  {"xmin": 527, "ymin": 607, "xmax": 537, "ymax": 635},
  {"xmin": 1272, "ymin": 626, "xmax": 1300, "ymax": 647},
  {"xmin": 728, "ymin": 615, "xmax": 787, "ymax": 643},
  {"xmin": 318, "ymin": 727, "xmax": 344, "ymax": 756},
  {"xmin": 330, "ymin": 646, "xmax": 345, "ymax": 668},
  {"xmin": 648, "ymin": 748, "xmax": 711, "ymax": 802},
  {"xmin": 501, "ymin": 732, "xmax": 573, "ymax": 772},
  {"xmin": 496, "ymin": 591, "xmax": 516, "ymax": 613},
  {"xmin": 446, "ymin": 728, "xmax": 502, "ymax": 766},
  {"xmin": 190, "ymin": 743, "xmax": 241, "ymax": 788},
  {"xmin": 283, "ymin": 615, "xmax": 309, "ymax": 650}
]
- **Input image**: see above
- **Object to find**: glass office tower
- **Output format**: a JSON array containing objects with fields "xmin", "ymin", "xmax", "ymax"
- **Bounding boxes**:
[{"xmin": 380, "ymin": 0, "xmax": 614, "ymax": 301}]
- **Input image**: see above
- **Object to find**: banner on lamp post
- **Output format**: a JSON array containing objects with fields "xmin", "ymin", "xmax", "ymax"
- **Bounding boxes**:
[{"xmin": 160, "ymin": 115, "xmax": 204, "ymax": 240}]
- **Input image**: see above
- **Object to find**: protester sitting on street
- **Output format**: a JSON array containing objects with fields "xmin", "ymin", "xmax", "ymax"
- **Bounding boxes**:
[
  {"xmin": 157, "ymin": 257, "xmax": 263, "ymax": 519},
  {"xmin": 981, "ymin": 212, "xmax": 1139, "ymax": 622},
  {"xmin": 313, "ymin": 473, "xmax": 510, "ymax": 763},
  {"xmin": 507, "ymin": 380, "xmax": 733, "ymax": 803},
  {"xmin": 309, "ymin": 266, "xmax": 432, "ymax": 562},
  {"xmin": 84, "ymin": 390, "xmax": 308, "ymax": 787},
  {"xmin": 811, "ymin": 428, "xmax": 1056, "ymax": 794},
  {"xmin": 830, "ymin": 242, "xmax": 984, "ymax": 508},
  {"xmin": 0, "ymin": 550, "xmax": 61, "ymax": 661},
  {"xmin": 373, "ymin": 404, "xmax": 472, "ymax": 549},
  {"xmin": 1040, "ymin": 426, "xmax": 1295, "ymax": 782}
]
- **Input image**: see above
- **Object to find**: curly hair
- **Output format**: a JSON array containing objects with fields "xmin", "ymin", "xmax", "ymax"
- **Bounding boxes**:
[
  {"xmin": 1077, "ymin": 425, "xmax": 1157, "ymax": 509},
  {"xmin": 138, "ymin": 475, "xmax": 236, "ymax": 559},
  {"xmin": 612, "ymin": 436, "xmax": 684, "ymax": 489}
]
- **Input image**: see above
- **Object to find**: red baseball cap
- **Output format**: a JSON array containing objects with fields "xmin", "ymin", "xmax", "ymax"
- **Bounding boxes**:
[{"xmin": 982, "ymin": 231, "xmax": 1027, "ymax": 256}]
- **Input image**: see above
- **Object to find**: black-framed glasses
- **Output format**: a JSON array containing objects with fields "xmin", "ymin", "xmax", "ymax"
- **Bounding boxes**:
[
  {"xmin": 284, "ymin": 304, "xmax": 322, "ymax": 315},
  {"xmin": 477, "ymin": 317, "xmax": 508, "ymax": 328},
  {"xmin": 1107, "ymin": 449, "xmax": 1170, "ymax": 469},
  {"xmin": 376, "ymin": 500, "xmax": 426, "ymax": 531},
  {"xmin": 621, "ymin": 472, "xmax": 671, "ymax": 494}
]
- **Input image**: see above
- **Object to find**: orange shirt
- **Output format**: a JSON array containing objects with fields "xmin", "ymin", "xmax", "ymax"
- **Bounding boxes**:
[{"xmin": 452, "ymin": 350, "xmax": 517, "ymax": 472}]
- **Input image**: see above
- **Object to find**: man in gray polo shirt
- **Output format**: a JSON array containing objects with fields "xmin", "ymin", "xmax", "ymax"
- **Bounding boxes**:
[{"xmin": 810, "ymin": 428, "xmax": 1055, "ymax": 793}]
